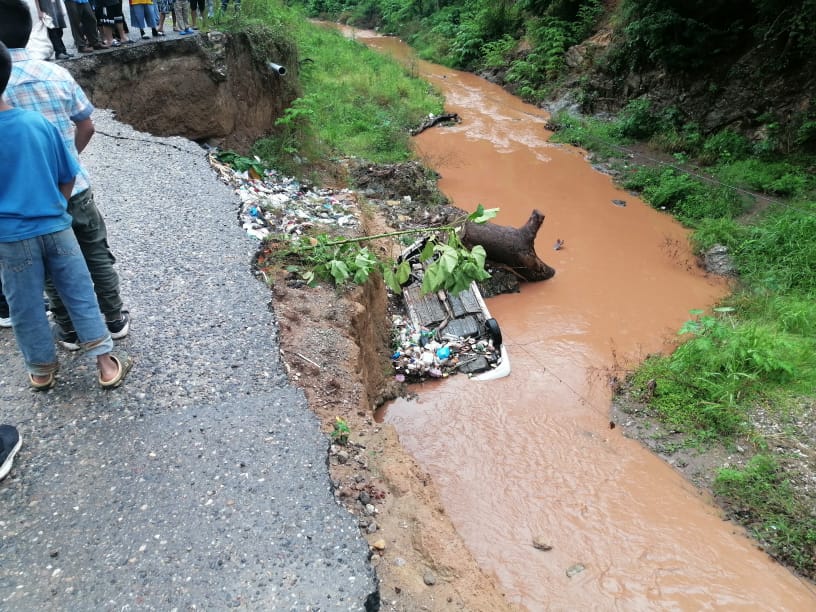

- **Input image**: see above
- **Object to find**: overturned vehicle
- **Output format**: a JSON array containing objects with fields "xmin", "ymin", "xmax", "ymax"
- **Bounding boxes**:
[{"xmin": 390, "ymin": 237, "xmax": 510, "ymax": 382}]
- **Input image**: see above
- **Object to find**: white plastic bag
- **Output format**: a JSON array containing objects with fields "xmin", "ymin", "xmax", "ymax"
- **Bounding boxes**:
[{"xmin": 23, "ymin": 0, "xmax": 54, "ymax": 60}]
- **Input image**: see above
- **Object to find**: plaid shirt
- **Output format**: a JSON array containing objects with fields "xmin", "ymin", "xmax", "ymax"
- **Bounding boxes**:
[{"xmin": 4, "ymin": 48, "xmax": 93, "ymax": 195}]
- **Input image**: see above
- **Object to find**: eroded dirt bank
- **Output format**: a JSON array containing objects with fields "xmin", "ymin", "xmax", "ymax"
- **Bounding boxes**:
[
  {"xmin": 65, "ymin": 31, "xmax": 299, "ymax": 151},
  {"xmin": 267, "ymin": 240, "xmax": 515, "ymax": 610}
]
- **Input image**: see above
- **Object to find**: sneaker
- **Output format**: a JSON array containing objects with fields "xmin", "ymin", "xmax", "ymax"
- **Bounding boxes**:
[
  {"xmin": 0, "ymin": 315, "xmax": 10, "ymax": 328},
  {"xmin": 107, "ymin": 310, "xmax": 130, "ymax": 339},
  {"xmin": 53, "ymin": 324, "xmax": 80, "ymax": 351},
  {"xmin": 0, "ymin": 425, "xmax": 21, "ymax": 481}
]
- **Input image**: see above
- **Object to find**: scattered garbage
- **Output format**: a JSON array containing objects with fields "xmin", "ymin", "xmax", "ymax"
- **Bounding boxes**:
[
  {"xmin": 208, "ymin": 152, "xmax": 510, "ymax": 383},
  {"xmin": 611, "ymin": 199, "xmax": 627, "ymax": 207},
  {"xmin": 391, "ymin": 314, "xmax": 504, "ymax": 381},
  {"xmin": 553, "ymin": 238, "xmax": 565, "ymax": 251},
  {"xmin": 209, "ymin": 152, "xmax": 360, "ymax": 242}
]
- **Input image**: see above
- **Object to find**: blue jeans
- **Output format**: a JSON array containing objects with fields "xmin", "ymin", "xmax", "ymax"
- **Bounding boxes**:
[
  {"xmin": 45, "ymin": 188, "xmax": 123, "ymax": 331},
  {"xmin": 0, "ymin": 228, "xmax": 113, "ymax": 376}
]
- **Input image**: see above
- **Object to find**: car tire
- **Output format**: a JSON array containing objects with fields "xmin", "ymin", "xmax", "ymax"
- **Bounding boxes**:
[{"xmin": 485, "ymin": 318, "xmax": 502, "ymax": 349}]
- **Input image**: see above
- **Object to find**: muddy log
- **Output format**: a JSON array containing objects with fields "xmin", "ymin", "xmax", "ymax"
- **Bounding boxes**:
[{"xmin": 461, "ymin": 209, "xmax": 555, "ymax": 282}]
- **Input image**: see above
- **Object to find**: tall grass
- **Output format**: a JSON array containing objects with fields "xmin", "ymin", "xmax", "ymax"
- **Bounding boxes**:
[{"xmin": 224, "ymin": 0, "xmax": 443, "ymax": 172}]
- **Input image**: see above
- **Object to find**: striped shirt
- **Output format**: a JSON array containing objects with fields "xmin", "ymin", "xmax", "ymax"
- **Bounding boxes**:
[{"xmin": 5, "ymin": 48, "xmax": 93, "ymax": 195}]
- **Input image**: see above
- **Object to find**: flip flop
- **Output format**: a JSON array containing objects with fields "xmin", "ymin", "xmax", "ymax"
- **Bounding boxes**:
[
  {"xmin": 99, "ymin": 353, "xmax": 133, "ymax": 389},
  {"xmin": 29, "ymin": 371, "xmax": 57, "ymax": 391}
]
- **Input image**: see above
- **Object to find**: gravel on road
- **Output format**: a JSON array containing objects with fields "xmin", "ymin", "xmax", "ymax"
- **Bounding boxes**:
[{"xmin": 0, "ymin": 111, "xmax": 377, "ymax": 610}]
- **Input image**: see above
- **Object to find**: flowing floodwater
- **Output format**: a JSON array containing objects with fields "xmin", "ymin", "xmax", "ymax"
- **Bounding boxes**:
[{"xmin": 352, "ymin": 31, "xmax": 816, "ymax": 610}]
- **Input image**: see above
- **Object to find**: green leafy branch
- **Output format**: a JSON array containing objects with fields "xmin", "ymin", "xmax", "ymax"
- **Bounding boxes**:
[
  {"xmin": 279, "ymin": 205, "xmax": 498, "ymax": 295},
  {"xmin": 214, "ymin": 149, "xmax": 266, "ymax": 177}
]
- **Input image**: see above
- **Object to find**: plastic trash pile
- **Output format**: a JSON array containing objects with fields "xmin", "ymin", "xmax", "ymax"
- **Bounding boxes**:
[
  {"xmin": 209, "ymin": 153, "xmax": 360, "ymax": 241},
  {"xmin": 390, "ymin": 315, "xmax": 501, "ymax": 381}
]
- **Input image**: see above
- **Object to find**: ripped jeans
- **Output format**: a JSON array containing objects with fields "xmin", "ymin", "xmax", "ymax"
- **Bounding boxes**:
[{"xmin": 0, "ymin": 228, "xmax": 112, "ymax": 375}]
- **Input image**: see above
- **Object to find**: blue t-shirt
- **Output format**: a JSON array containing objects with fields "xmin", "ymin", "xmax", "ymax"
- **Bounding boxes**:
[{"xmin": 0, "ymin": 107, "xmax": 79, "ymax": 242}]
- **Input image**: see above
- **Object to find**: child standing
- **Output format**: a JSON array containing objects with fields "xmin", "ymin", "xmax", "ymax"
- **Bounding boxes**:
[{"xmin": 0, "ymin": 41, "xmax": 132, "ymax": 390}]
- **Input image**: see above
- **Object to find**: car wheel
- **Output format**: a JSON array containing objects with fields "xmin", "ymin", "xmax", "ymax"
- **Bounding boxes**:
[{"xmin": 485, "ymin": 318, "xmax": 502, "ymax": 349}]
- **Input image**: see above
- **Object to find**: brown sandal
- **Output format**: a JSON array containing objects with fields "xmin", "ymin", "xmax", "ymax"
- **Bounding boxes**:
[
  {"xmin": 29, "ymin": 371, "xmax": 57, "ymax": 391},
  {"xmin": 99, "ymin": 354, "xmax": 133, "ymax": 389}
]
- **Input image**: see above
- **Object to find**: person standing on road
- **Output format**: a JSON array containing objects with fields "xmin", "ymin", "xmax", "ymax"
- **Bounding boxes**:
[
  {"xmin": 20, "ymin": 0, "xmax": 52, "ymax": 58},
  {"xmin": 0, "ymin": 40, "xmax": 132, "ymax": 390},
  {"xmin": 64, "ymin": 0, "xmax": 104, "ymax": 52},
  {"xmin": 94, "ymin": 0, "xmax": 131, "ymax": 46},
  {"xmin": 0, "ymin": 0, "xmax": 131, "ymax": 352},
  {"xmin": 173, "ymin": 0, "xmax": 192, "ymax": 35},
  {"xmin": 130, "ymin": 0, "xmax": 159, "ymax": 38},
  {"xmin": 154, "ymin": 0, "xmax": 171, "ymax": 35},
  {"xmin": 34, "ymin": 0, "xmax": 73, "ymax": 59}
]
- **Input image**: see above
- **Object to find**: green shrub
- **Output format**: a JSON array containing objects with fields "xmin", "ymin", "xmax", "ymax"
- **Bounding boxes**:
[
  {"xmin": 699, "ymin": 130, "xmax": 751, "ymax": 165},
  {"xmin": 673, "ymin": 189, "xmax": 744, "ymax": 223},
  {"xmin": 548, "ymin": 111, "xmax": 624, "ymax": 157},
  {"xmin": 736, "ymin": 205, "xmax": 816, "ymax": 294},
  {"xmin": 622, "ymin": 167, "xmax": 745, "ymax": 222},
  {"xmin": 650, "ymin": 121, "xmax": 705, "ymax": 156},
  {"xmin": 481, "ymin": 34, "xmax": 516, "ymax": 68},
  {"xmin": 795, "ymin": 119, "xmax": 816, "ymax": 151},
  {"xmin": 632, "ymin": 306, "xmax": 810, "ymax": 441},
  {"xmin": 714, "ymin": 455, "xmax": 816, "ymax": 576},
  {"xmin": 618, "ymin": 98, "xmax": 657, "ymax": 139},
  {"xmin": 631, "ymin": 353, "xmax": 744, "ymax": 440},
  {"xmin": 737, "ymin": 293, "xmax": 816, "ymax": 337},
  {"xmin": 278, "ymin": 17, "xmax": 443, "ymax": 167},
  {"xmin": 713, "ymin": 159, "xmax": 813, "ymax": 197},
  {"xmin": 690, "ymin": 217, "xmax": 746, "ymax": 253}
]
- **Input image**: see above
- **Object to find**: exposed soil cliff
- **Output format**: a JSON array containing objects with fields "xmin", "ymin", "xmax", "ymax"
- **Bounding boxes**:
[{"xmin": 64, "ymin": 31, "xmax": 299, "ymax": 151}]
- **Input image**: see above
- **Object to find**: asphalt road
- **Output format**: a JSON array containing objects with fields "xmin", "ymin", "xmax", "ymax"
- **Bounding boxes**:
[{"xmin": 0, "ymin": 112, "xmax": 378, "ymax": 610}]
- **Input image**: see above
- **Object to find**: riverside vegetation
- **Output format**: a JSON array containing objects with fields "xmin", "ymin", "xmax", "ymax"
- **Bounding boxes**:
[{"xmin": 216, "ymin": 0, "xmax": 816, "ymax": 582}]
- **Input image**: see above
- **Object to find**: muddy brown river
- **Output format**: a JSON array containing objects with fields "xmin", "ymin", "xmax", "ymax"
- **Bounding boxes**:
[{"xmin": 353, "ymin": 31, "xmax": 816, "ymax": 610}]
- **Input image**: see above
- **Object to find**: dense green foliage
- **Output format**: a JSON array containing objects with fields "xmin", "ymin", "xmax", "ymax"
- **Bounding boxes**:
[
  {"xmin": 611, "ymin": 0, "xmax": 816, "ymax": 73},
  {"xmin": 221, "ymin": 0, "xmax": 443, "ymax": 171},
  {"xmin": 294, "ymin": 0, "xmax": 605, "ymax": 101}
]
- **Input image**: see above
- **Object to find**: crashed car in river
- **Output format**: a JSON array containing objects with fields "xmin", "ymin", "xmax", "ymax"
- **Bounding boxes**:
[{"xmin": 390, "ymin": 238, "xmax": 510, "ymax": 382}]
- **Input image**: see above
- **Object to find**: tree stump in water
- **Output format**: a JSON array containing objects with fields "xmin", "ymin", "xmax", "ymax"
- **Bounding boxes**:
[{"xmin": 461, "ymin": 209, "xmax": 555, "ymax": 282}]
